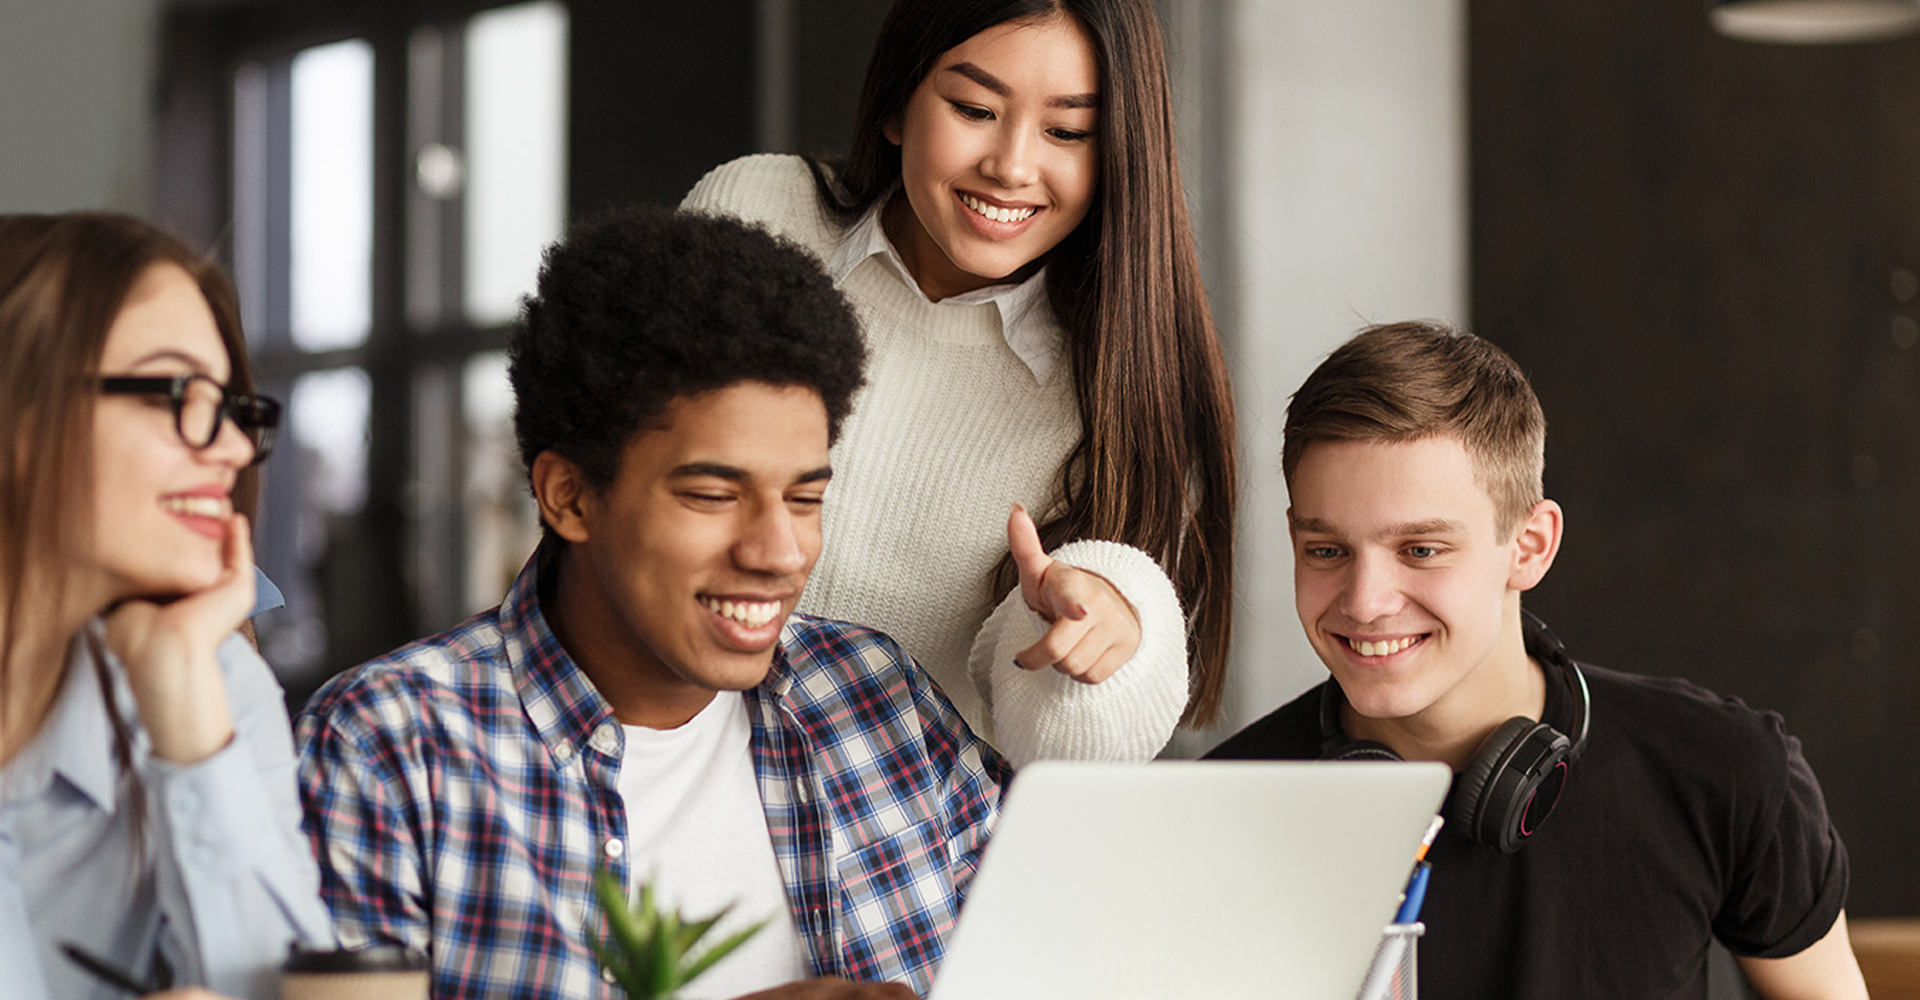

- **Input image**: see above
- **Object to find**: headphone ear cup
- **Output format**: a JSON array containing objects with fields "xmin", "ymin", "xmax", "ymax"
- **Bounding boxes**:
[{"xmin": 1450, "ymin": 716, "xmax": 1537, "ymax": 850}]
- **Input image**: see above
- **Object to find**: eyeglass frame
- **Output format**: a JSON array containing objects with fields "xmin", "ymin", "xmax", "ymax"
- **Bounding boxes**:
[{"xmin": 96, "ymin": 373, "xmax": 282, "ymax": 466}]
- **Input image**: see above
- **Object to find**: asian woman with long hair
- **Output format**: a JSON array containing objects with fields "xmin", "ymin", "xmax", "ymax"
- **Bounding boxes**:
[
  {"xmin": 0, "ymin": 213, "xmax": 329, "ymax": 999},
  {"xmin": 684, "ymin": 0, "xmax": 1235, "ymax": 766}
]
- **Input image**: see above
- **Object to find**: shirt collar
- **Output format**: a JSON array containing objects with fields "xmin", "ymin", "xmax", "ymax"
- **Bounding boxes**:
[
  {"xmin": 826, "ymin": 196, "xmax": 1066, "ymax": 384},
  {"xmin": 22, "ymin": 625, "xmax": 126, "ymax": 813},
  {"xmin": 499, "ymin": 544, "xmax": 621, "ymax": 765},
  {"xmin": 498, "ymin": 542, "xmax": 802, "ymax": 761}
]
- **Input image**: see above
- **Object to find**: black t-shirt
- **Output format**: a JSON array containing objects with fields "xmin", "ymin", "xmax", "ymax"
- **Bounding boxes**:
[{"xmin": 1207, "ymin": 659, "xmax": 1848, "ymax": 1000}]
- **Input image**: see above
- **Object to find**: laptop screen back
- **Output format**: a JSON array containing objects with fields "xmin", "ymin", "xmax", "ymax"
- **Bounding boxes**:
[{"xmin": 931, "ymin": 760, "xmax": 1451, "ymax": 1000}]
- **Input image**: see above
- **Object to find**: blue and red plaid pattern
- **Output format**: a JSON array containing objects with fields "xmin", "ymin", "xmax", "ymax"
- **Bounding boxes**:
[{"xmin": 295, "ymin": 550, "xmax": 1011, "ymax": 999}]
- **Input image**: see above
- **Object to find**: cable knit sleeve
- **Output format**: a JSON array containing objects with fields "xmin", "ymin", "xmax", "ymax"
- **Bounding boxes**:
[{"xmin": 966, "ymin": 539, "xmax": 1188, "ymax": 768}]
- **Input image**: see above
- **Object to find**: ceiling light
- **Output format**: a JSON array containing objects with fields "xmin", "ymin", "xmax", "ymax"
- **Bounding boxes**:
[{"xmin": 1710, "ymin": 0, "xmax": 1920, "ymax": 43}]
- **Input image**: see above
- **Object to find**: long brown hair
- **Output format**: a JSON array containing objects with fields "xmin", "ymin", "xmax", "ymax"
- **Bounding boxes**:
[
  {"xmin": 0, "ymin": 212, "xmax": 256, "ymax": 762},
  {"xmin": 810, "ymin": 0, "xmax": 1238, "ymax": 723}
]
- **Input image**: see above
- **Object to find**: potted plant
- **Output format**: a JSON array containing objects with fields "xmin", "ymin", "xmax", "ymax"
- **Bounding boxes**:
[{"xmin": 593, "ymin": 871, "xmax": 769, "ymax": 1000}]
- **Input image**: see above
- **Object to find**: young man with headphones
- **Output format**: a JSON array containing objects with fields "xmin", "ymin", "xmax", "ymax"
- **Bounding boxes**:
[{"xmin": 1208, "ymin": 322, "xmax": 1866, "ymax": 999}]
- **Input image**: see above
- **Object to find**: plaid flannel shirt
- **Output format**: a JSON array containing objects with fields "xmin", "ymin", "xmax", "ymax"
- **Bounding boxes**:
[{"xmin": 295, "ymin": 550, "xmax": 1010, "ymax": 999}]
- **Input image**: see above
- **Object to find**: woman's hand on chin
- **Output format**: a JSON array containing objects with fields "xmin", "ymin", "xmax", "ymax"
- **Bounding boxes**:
[
  {"xmin": 1006, "ymin": 504, "xmax": 1142, "ymax": 685},
  {"xmin": 104, "ymin": 513, "xmax": 254, "ymax": 763}
]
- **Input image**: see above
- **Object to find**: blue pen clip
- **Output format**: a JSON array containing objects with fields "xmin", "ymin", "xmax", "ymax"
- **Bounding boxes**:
[{"xmin": 1393, "ymin": 861, "xmax": 1431, "ymax": 924}]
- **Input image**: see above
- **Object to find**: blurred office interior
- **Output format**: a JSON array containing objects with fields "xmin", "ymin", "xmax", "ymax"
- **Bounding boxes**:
[{"xmin": 3, "ymin": 0, "xmax": 1917, "ymax": 971}]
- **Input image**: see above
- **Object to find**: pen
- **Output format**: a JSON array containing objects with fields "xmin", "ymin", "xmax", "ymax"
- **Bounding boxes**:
[
  {"xmin": 1356, "ymin": 815, "xmax": 1445, "ymax": 1000},
  {"xmin": 60, "ymin": 941, "xmax": 154, "ymax": 996},
  {"xmin": 1384, "ymin": 815, "xmax": 1443, "ymax": 920},
  {"xmin": 1393, "ymin": 861, "xmax": 1432, "ymax": 924}
]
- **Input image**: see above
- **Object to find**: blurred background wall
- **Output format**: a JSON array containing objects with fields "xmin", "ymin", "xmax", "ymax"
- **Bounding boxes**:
[
  {"xmin": 1470, "ymin": 0, "xmax": 1920, "ymax": 920},
  {"xmin": 3, "ymin": 0, "xmax": 1916, "ymax": 978},
  {"xmin": 0, "ymin": 0, "xmax": 159, "ymax": 213}
]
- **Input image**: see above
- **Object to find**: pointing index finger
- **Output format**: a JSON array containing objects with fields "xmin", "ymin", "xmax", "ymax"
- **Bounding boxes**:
[{"xmin": 1007, "ymin": 503, "xmax": 1052, "ymax": 595}]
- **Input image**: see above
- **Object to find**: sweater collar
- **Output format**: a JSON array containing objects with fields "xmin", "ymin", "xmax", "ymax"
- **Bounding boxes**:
[{"xmin": 827, "ymin": 195, "xmax": 1065, "ymax": 384}]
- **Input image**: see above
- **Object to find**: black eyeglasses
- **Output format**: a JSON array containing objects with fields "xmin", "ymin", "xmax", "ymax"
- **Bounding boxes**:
[{"xmin": 97, "ymin": 374, "xmax": 282, "ymax": 465}]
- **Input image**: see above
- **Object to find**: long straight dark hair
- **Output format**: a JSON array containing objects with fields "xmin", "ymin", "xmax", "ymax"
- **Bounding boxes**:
[
  {"xmin": 0, "ymin": 213, "xmax": 257, "ymax": 768},
  {"xmin": 810, "ymin": 0, "xmax": 1237, "ymax": 723}
]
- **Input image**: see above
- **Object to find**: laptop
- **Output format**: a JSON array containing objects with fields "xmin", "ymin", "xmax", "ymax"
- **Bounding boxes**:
[{"xmin": 930, "ymin": 760, "xmax": 1452, "ymax": 1000}]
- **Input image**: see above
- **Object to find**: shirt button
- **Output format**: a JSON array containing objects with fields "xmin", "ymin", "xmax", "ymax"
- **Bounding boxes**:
[
  {"xmin": 604, "ymin": 838, "xmax": 624, "ymax": 859},
  {"xmin": 602, "ymin": 967, "xmax": 617, "ymax": 984},
  {"xmin": 796, "ymin": 783, "xmax": 811, "ymax": 804}
]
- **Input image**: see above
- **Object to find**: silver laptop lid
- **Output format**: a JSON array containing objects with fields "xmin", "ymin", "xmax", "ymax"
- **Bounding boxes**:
[{"xmin": 932, "ymin": 760, "xmax": 1451, "ymax": 1000}]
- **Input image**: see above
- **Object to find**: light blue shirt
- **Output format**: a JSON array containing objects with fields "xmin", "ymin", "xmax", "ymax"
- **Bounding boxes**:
[
  {"xmin": 250, "ymin": 567, "xmax": 285, "ymax": 619},
  {"xmin": 0, "ymin": 625, "xmax": 331, "ymax": 999}
]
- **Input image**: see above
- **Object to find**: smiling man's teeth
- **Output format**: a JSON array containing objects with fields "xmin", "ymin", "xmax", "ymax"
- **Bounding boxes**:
[
  {"xmin": 960, "ymin": 194, "xmax": 1037, "ymax": 224},
  {"xmin": 1353, "ymin": 636, "xmax": 1418, "ymax": 658},
  {"xmin": 701, "ymin": 597, "xmax": 782, "ymax": 629},
  {"xmin": 161, "ymin": 495, "xmax": 229, "ymax": 518}
]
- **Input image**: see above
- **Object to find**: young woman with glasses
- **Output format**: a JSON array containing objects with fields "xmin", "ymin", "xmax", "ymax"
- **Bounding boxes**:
[
  {"xmin": 0, "ymin": 213, "xmax": 330, "ymax": 1000},
  {"xmin": 685, "ymin": 0, "xmax": 1236, "ymax": 766}
]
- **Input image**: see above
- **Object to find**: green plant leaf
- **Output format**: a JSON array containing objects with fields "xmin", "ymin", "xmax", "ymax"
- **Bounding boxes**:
[
  {"xmin": 595, "ymin": 871, "xmax": 652, "ymax": 959},
  {"xmin": 680, "ymin": 916, "xmax": 772, "ymax": 985},
  {"xmin": 638, "ymin": 880, "xmax": 657, "ymax": 930},
  {"xmin": 592, "ymin": 938, "xmax": 650, "ymax": 1000},
  {"xmin": 592, "ymin": 867, "xmax": 769, "ymax": 1000},
  {"xmin": 676, "ymin": 907, "xmax": 729, "ymax": 954},
  {"xmin": 650, "ymin": 920, "xmax": 679, "ymax": 995}
]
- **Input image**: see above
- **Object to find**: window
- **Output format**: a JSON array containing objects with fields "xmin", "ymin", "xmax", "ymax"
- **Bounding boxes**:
[
  {"xmin": 220, "ymin": 2, "xmax": 566, "ymax": 697},
  {"xmin": 157, "ymin": 0, "xmax": 848, "ymax": 703}
]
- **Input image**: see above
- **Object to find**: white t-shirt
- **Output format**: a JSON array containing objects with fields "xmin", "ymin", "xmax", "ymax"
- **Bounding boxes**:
[{"xmin": 615, "ymin": 693, "xmax": 811, "ymax": 998}]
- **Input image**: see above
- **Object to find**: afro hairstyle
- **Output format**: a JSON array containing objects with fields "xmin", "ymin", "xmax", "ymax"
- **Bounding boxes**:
[{"xmin": 509, "ymin": 204, "xmax": 866, "ymax": 490}]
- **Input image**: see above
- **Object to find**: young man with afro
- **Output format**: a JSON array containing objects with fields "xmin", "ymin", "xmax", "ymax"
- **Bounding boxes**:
[{"xmin": 296, "ymin": 206, "xmax": 1009, "ymax": 1000}]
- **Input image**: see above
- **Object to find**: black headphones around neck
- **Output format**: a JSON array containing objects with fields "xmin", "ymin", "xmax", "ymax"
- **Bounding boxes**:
[{"xmin": 1318, "ymin": 611, "xmax": 1592, "ymax": 854}]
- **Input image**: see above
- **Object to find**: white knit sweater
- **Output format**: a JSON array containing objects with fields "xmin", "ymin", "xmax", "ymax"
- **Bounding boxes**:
[{"xmin": 682, "ymin": 155, "xmax": 1188, "ymax": 766}]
